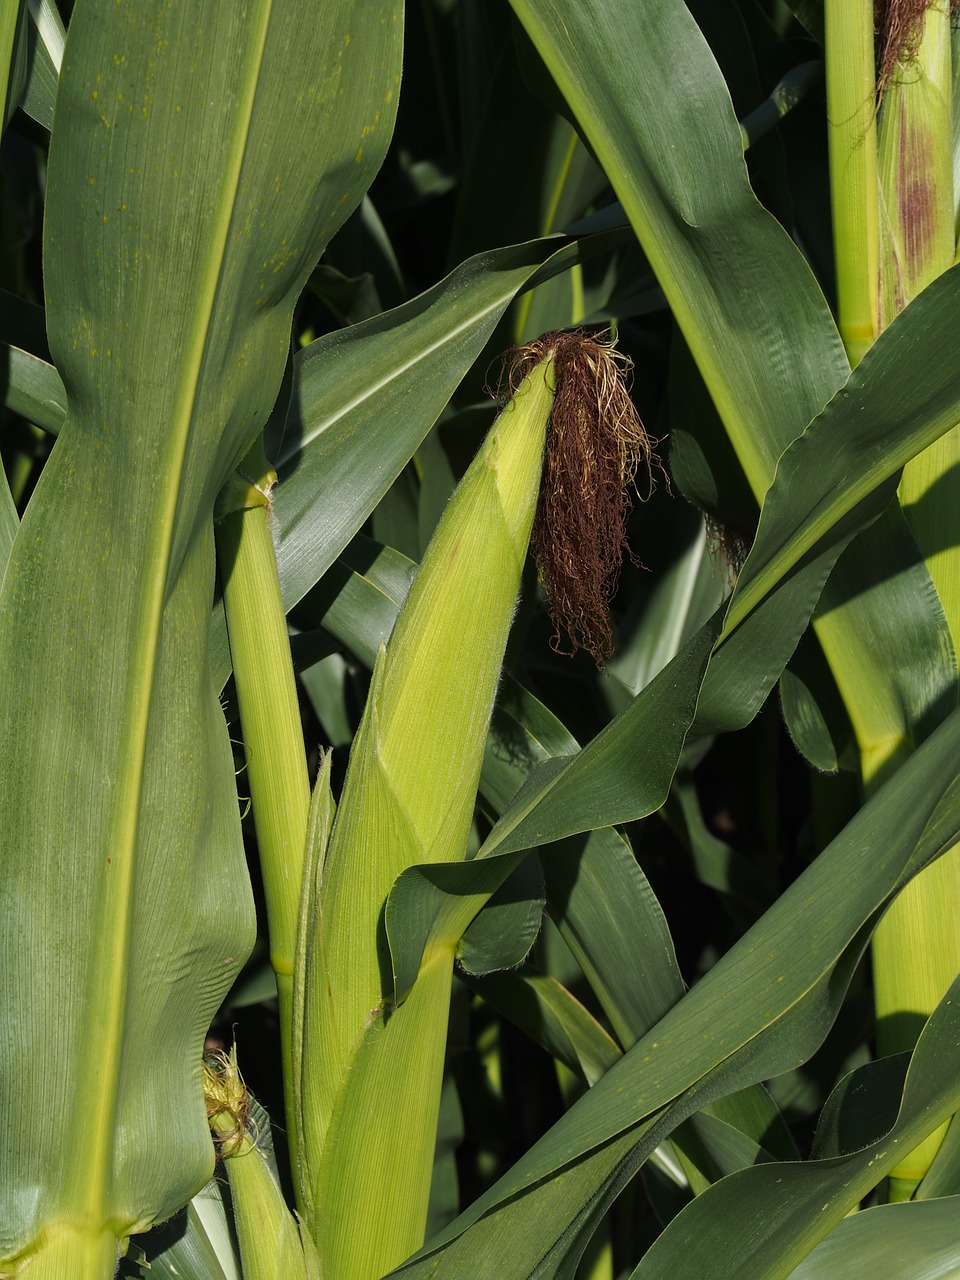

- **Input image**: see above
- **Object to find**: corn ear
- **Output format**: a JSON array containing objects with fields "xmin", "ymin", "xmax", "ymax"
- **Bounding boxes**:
[
  {"xmin": 877, "ymin": 3, "xmax": 953, "ymax": 324},
  {"xmin": 873, "ymin": 0, "xmax": 960, "ymax": 1197},
  {"xmin": 299, "ymin": 351, "xmax": 557, "ymax": 1275},
  {"xmin": 217, "ymin": 436, "xmax": 313, "ymax": 1192},
  {"xmin": 204, "ymin": 1051, "xmax": 315, "ymax": 1280}
]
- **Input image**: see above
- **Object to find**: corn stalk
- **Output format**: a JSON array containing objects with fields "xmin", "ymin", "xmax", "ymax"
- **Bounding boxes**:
[{"xmin": 826, "ymin": 0, "xmax": 960, "ymax": 1196}]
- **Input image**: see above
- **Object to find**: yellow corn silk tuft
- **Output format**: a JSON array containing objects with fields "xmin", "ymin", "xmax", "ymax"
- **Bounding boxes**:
[{"xmin": 204, "ymin": 1050, "xmax": 316, "ymax": 1280}]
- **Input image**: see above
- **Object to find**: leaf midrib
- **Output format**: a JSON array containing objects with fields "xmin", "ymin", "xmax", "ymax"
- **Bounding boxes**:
[{"xmin": 83, "ymin": 0, "xmax": 275, "ymax": 1220}]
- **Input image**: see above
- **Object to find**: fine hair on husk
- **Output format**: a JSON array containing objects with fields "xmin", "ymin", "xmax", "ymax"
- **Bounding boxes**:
[{"xmin": 500, "ymin": 329, "xmax": 658, "ymax": 667}]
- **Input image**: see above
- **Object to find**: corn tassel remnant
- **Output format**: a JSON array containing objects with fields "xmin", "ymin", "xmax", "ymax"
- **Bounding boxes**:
[{"xmin": 504, "ymin": 330, "xmax": 656, "ymax": 665}]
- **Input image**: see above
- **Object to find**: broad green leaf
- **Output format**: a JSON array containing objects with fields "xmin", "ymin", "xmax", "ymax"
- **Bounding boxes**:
[
  {"xmin": 509, "ymin": 0, "xmax": 847, "ymax": 497},
  {"xmin": 917, "ymin": 1112, "xmax": 960, "ymax": 1198},
  {"xmin": 391, "ymin": 703, "xmax": 960, "ymax": 1277},
  {"xmin": 394, "ymin": 940, "xmax": 869, "ymax": 1280},
  {"xmin": 672, "ymin": 1114, "xmax": 770, "ymax": 1197},
  {"xmin": 541, "ymin": 829, "xmax": 685, "ymax": 1049},
  {"xmin": 0, "ymin": 453, "xmax": 16, "ymax": 578},
  {"xmin": 788, "ymin": 1197, "xmax": 960, "ymax": 1280},
  {"xmin": 779, "ymin": 625, "xmax": 857, "ymax": 772},
  {"xmin": 694, "ymin": 529, "xmax": 845, "ymax": 736},
  {"xmin": 633, "ymin": 980, "xmax": 960, "ymax": 1279},
  {"xmin": 675, "ymin": 1083, "xmax": 798, "ymax": 1193},
  {"xmin": 457, "ymin": 854, "xmax": 544, "ymax": 975},
  {"xmin": 475, "ymin": 617, "xmax": 722, "ymax": 859},
  {"xmin": 813, "ymin": 507, "xmax": 956, "ymax": 767},
  {"xmin": 0, "ymin": 0, "xmax": 23, "ymax": 130},
  {"xmin": 299, "ymin": 651, "xmax": 356, "ymax": 747},
  {"xmin": 0, "ymin": 0, "xmax": 401, "ymax": 1270},
  {"xmin": 608, "ymin": 511, "xmax": 727, "ymax": 697},
  {"xmin": 706, "ymin": 268, "xmax": 960, "ymax": 759}
]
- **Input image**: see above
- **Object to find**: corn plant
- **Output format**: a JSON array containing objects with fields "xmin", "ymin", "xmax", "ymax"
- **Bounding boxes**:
[{"xmin": 4, "ymin": 2, "xmax": 960, "ymax": 1279}]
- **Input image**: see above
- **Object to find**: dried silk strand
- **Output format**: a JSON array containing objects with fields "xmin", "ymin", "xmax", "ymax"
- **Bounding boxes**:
[{"xmin": 499, "ymin": 330, "xmax": 658, "ymax": 666}]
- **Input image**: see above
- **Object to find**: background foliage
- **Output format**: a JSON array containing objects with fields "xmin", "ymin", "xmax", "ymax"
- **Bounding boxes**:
[{"xmin": 2, "ymin": 1, "xmax": 960, "ymax": 1277}]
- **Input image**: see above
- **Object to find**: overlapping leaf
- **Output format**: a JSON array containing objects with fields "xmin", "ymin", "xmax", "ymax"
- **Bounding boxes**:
[
  {"xmin": 633, "ymin": 981, "xmax": 960, "ymax": 1278},
  {"xmin": 392, "ymin": 703, "xmax": 960, "ymax": 1277}
]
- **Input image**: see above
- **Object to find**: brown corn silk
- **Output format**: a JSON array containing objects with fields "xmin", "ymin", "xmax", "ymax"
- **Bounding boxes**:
[
  {"xmin": 875, "ymin": 0, "xmax": 957, "ymax": 92},
  {"xmin": 502, "ymin": 330, "xmax": 656, "ymax": 666}
]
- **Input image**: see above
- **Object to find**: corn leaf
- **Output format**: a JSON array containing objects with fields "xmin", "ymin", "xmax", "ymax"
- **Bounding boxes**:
[
  {"xmin": 509, "ymin": 0, "xmax": 847, "ymax": 495},
  {"xmin": 19, "ymin": 0, "xmax": 62, "ymax": 130},
  {"xmin": 459, "ymin": 968, "xmax": 621, "ymax": 1088},
  {"xmin": 0, "ymin": 455, "xmax": 15, "ymax": 575},
  {"xmin": 725, "ymin": 264, "xmax": 960, "ymax": 641},
  {"xmin": 0, "ymin": 0, "xmax": 401, "ymax": 1270},
  {"xmin": 384, "ymin": 612, "xmax": 720, "ymax": 1003},
  {"xmin": 120, "ymin": 1181, "xmax": 240, "ymax": 1280},
  {"xmin": 3, "ymin": 344, "xmax": 66, "ymax": 434},
  {"xmin": 631, "ymin": 981, "xmax": 960, "ymax": 1279},
  {"xmin": 916, "ymin": 1113, "xmax": 960, "ymax": 1199},
  {"xmin": 786, "ymin": 1197, "xmax": 960, "ymax": 1279},
  {"xmin": 391, "ymin": 702, "xmax": 960, "ymax": 1277}
]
